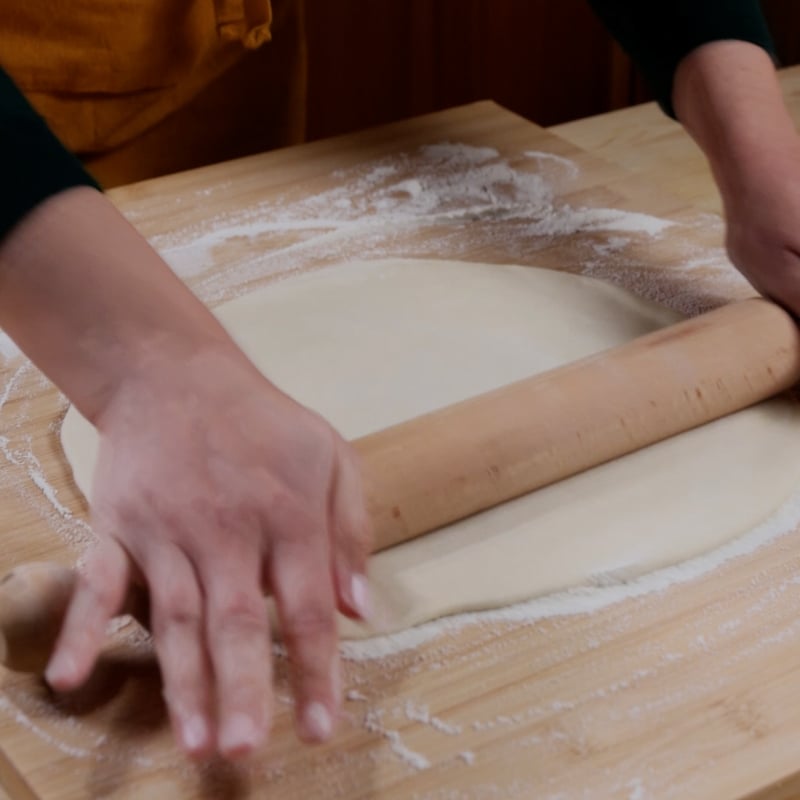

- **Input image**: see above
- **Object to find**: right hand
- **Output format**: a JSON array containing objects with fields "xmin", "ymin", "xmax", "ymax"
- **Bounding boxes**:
[
  {"xmin": 45, "ymin": 342, "xmax": 372, "ymax": 759},
  {"xmin": 718, "ymin": 138, "xmax": 800, "ymax": 316},
  {"xmin": 672, "ymin": 41, "xmax": 800, "ymax": 315}
]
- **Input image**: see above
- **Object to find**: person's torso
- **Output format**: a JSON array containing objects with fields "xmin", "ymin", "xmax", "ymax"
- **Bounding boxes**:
[{"xmin": 0, "ymin": 1, "xmax": 272, "ymax": 152}]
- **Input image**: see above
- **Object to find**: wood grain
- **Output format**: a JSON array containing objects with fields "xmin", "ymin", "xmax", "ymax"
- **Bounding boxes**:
[
  {"xmin": 360, "ymin": 299, "xmax": 800, "ymax": 550},
  {"xmin": 6, "ymin": 296, "xmax": 800, "ymax": 674},
  {"xmin": 551, "ymin": 65, "xmax": 800, "ymax": 215},
  {"xmin": 2, "ymin": 84, "xmax": 800, "ymax": 798}
]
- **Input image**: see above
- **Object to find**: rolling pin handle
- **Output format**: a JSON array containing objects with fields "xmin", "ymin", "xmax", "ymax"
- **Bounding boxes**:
[{"xmin": 4, "ymin": 298, "xmax": 800, "ymax": 673}]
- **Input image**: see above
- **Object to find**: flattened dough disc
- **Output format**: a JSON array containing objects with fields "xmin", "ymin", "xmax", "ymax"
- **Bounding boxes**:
[{"xmin": 61, "ymin": 259, "xmax": 800, "ymax": 638}]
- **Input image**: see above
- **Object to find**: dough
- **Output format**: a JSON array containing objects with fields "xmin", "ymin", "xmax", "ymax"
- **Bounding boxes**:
[{"xmin": 60, "ymin": 259, "xmax": 800, "ymax": 638}]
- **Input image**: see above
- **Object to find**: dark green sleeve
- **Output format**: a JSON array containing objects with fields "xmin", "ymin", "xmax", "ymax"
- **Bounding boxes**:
[
  {"xmin": 0, "ymin": 66, "xmax": 100, "ymax": 241},
  {"xmin": 587, "ymin": 0, "xmax": 776, "ymax": 117}
]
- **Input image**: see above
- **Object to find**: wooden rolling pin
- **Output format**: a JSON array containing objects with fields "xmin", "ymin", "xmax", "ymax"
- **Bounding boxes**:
[{"xmin": 3, "ymin": 297, "xmax": 800, "ymax": 673}]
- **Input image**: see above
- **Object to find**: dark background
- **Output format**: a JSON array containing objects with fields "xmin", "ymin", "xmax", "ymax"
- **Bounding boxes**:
[{"xmin": 304, "ymin": 0, "xmax": 800, "ymax": 140}]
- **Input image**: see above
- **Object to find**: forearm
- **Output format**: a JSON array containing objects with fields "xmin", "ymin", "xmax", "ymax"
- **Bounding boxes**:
[
  {"xmin": 587, "ymin": 0, "xmax": 774, "ymax": 117},
  {"xmin": 673, "ymin": 41, "xmax": 800, "ymax": 203},
  {"xmin": 670, "ymin": 42, "xmax": 800, "ymax": 314},
  {"xmin": 0, "ymin": 186, "xmax": 236, "ymax": 423}
]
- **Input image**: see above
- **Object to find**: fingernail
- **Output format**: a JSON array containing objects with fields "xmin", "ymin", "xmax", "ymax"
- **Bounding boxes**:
[
  {"xmin": 45, "ymin": 653, "xmax": 78, "ymax": 687},
  {"xmin": 350, "ymin": 574, "xmax": 372, "ymax": 620},
  {"xmin": 182, "ymin": 715, "xmax": 209, "ymax": 753},
  {"xmin": 303, "ymin": 702, "xmax": 333, "ymax": 741},
  {"xmin": 219, "ymin": 713, "xmax": 260, "ymax": 756}
]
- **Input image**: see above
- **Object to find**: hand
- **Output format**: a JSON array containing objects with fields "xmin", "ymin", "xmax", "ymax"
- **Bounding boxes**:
[
  {"xmin": 45, "ymin": 343, "xmax": 372, "ymax": 760},
  {"xmin": 719, "ymin": 141, "xmax": 800, "ymax": 316},
  {"xmin": 672, "ymin": 41, "xmax": 800, "ymax": 314},
  {"xmin": 0, "ymin": 187, "xmax": 371, "ymax": 759}
]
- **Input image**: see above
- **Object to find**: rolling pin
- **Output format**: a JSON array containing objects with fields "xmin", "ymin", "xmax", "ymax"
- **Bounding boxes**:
[{"xmin": 3, "ymin": 296, "xmax": 800, "ymax": 673}]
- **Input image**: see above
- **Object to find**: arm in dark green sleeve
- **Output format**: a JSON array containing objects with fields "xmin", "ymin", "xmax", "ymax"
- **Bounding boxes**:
[
  {"xmin": 0, "ymin": 66, "xmax": 99, "ymax": 242},
  {"xmin": 586, "ymin": 0, "xmax": 776, "ymax": 117}
]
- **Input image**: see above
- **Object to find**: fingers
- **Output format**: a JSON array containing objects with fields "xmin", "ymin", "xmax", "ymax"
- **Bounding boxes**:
[
  {"xmin": 143, "ymin": 546, "xmax": 214, "ymax": 760},
  {"xmin": 329, "ymin": 439, "xmax": 373, "ymax": 621},
  {"xmin": 268, "ymin": 494, "xmax": 340, "ymax": 744},
  {"xmin": 45, "ymin": 535, "xmax": 130, "ymax": 691},
  {"xmin": 763, "ymin": 253, "xmax": 800, "ymax": 316},
  {"xmin": 198, "ymin": 539, "xmax": 272, "ymax": 760}
]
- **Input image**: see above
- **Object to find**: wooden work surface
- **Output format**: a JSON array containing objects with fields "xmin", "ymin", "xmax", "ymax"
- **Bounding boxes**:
[
  {"xmin": 552, "ymin": 65, "xmax": 800, "ymax": 215},
  {"xmin": 3, "ymin": 76, "xmax": 800, "ymax": 798}
]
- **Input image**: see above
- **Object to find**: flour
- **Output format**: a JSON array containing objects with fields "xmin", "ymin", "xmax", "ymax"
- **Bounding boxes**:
[
  {"xmin": 363, "ymin": 707, "xmax": 431, "ymax": 771},
  {"xmin": 339, "ymin": 484, "xmax": 800, "ymax": 660},
  {"xmin": 8, "ymin": 141, "xmax": 796, "ymax": 660},
  {"xmin": 0, "ymin": 331, "xmax": 22, "ymax": 365},
  {"xmin": 148, "ymin": 143, "xmax": 687, "ymax": 309},
  {"xmin": 524, "ymin": 150, "xmax": 581, "ymax": 180},
  {"xmin": 0, "ymin": 367, "xmax": 93, "ymax": 551},
  {"xmin": 404, "ymin": 700, "xmax": 463, "ymax": 735},
  {"xmin": 0, "ymin": 140, "xmax": 796, "ymax": 797},
  {"xmin": 0, "ymin": 693, "xmax": 99, "ymax": 760},
  {"xmin": 0, "ymin": 341, "xmax": 97, "ymax": 552},
  {"xmin": 0, "ymin": 690, "xmax": 154, "ymax": 768},
  {"xmin": 148, "ymin": 142, "xmax": 749, "ymax": 331},
  {"xmin": 0, "ymin": 361, "xmax": 27, "ymax": 412}
]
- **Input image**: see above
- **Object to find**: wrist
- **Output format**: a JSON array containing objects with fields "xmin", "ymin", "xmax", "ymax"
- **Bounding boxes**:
[
  {"xmin": 93, "ymin": 337, "xmax": 277, "ymax": 441},
  {"xmin": 89, "ymin": 332, "xmax": 250, "ymax": 425},
  {"xmin": 0, "ymin": 187, "xmax": 236, "ymax": 423}
]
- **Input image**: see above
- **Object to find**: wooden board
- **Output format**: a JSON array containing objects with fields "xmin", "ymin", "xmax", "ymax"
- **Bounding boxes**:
[
  {"xmin": 2, "ymin": 95, "xmax": 800, "ymax": 798},
  {"xmin": 551, "ymin": 65, "xmax": 800, "ymax": 215}
]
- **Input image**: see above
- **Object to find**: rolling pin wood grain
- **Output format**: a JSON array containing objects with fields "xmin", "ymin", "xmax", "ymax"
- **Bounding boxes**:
[
  {"xmin": 362, "ymin": 296, "xmax": 800, "ymax": 549},
  {"xmin": 2, "ymin": 296, "xmax": 800, "ymax": 674}
]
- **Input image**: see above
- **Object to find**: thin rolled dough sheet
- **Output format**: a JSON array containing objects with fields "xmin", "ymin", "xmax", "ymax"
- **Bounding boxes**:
[{"xmin": 61, "ymin": 259, "xmax": 800, "ymax": 638}]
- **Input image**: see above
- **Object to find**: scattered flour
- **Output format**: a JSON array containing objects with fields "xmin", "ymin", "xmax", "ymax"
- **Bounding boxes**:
[
  {"xmin": 363, "ymin": 708, "xmax": 431, "ymax": 771},
  {"xmin": 0, "ymin": 331, "xmax": 22, "ymax": 364},
  {"xmin": 0, "ymin": 691, "xmax": 153, "ymax": 768},
  {"xmin": 404, "ymin": 700, "xmax": 463, "ymax": 735},
  {"xmin": 625, "ymin": 778, "xmax": 647, "ymax": 800},
  {"xmin": 147, "ymin": 142, "xmax": 708, "ymax": 312},
  {"xmin": 524, "ymin": 150, "xmax": 581, "ymax": 181},
  {"xmin": 340, "ymin": 485, "xmax": 800, "ymax": 661},
  {"xmin": 0, "ymin": 693, "xmax": 96, "ymax": 760},
  {"xmin": 0, "ymin": 371, "xmax": 92, "ymax": 550},
  {"xmin": 1, "ymin": 140, "xmax": 797, "ymax": 798},
  {"xmin": 0, "ymin": 361, "xmax": 28, "ymax": 411}
]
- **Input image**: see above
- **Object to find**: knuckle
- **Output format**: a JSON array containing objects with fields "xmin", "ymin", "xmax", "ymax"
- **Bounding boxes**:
[
  {"xmin": 184, "ymin": 492, "xmax": 215, "ymax": 522},
  {"xmin": 184, "ymin": 494, "xmax": 249, "ymax": 532},
  {"xmin": 341, "ymin": 511, "xmax": 373, "ymax": 550},
  {"xmin": 265, "ymin": 485, "xmax": 307, "ymax": 531},
  {"xmin": 157, "ymin": 587, "xmax": 202, "ymax": 629},
  {"xmin": 359, "ymin": 529, "xmax": 374, "ymax": 557},
  {"xmin": 212, "ymin": 503, "xmax": 257, "ymax": 535},
  {"xmin": 214, "ymin": 590, "xmax": 267, "ymax": 631},
  {"xmin": 296, "ymin": 416, "xmax": 338, "ymax": 468},
  {"xmin": 332, "ymin": 507, "xmax": 373, "ymax": 563},
  {"xmin": 282, "ymin": 605, "xmax": 335, "ymax": 643},
  {"xmin": 355, "ymin": 514, "xmax": 374, "ymax": 549},
  {"xmin": 339, "ymin": 439, "xmax": 363, "ymax": 472},
  {"xmin": 111, "ymin": 496, "xmax": 146, "ymax": 528},
  {"xmin": 157, "ymin": 505, "xmax": 196, "ymax": 537},
  {"xmin": 76, "ymin": 571, "xmax": 119, "ymax": 610}
]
